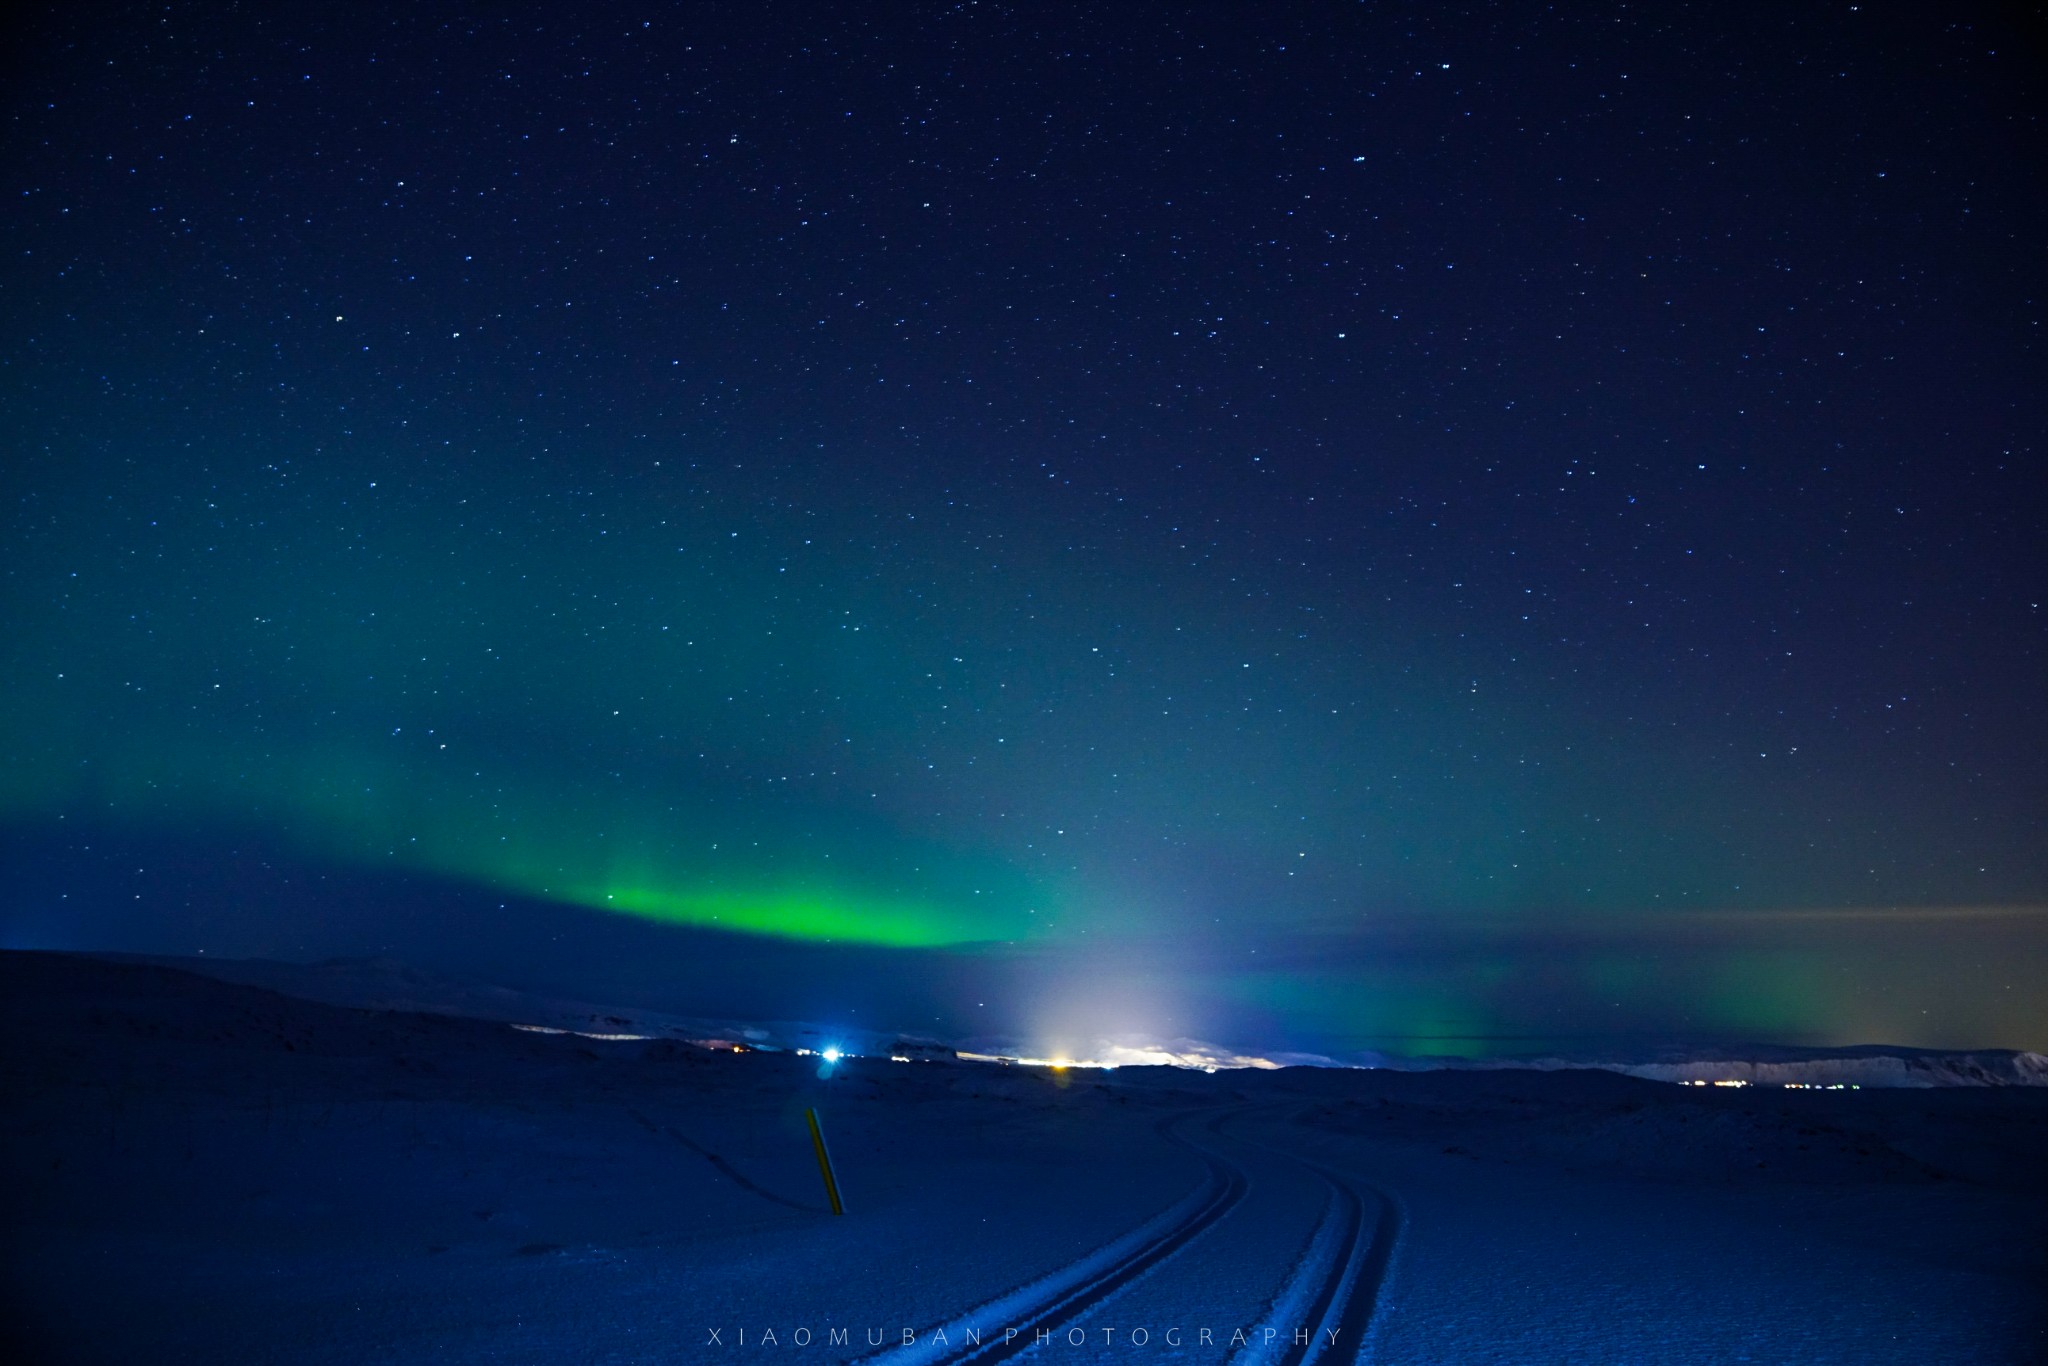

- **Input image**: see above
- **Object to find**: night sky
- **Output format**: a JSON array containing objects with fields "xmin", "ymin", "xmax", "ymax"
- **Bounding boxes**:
[{"xmin": 4, "ymin": 1, "xmax": 2043, "ymax": 1056}]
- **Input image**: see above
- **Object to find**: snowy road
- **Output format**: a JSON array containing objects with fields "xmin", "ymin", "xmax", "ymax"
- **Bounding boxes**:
[
  {"xmin": 1218, "ymin": 1110, "xmax": 1403, "ymax": 1366},
  {"xmin": 861, "ymin": 1105, "xmax": 1405, "ymax": 1364}
]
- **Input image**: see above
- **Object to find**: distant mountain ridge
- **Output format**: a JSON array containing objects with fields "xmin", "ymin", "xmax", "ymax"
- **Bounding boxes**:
[
  {"xmin": 86, "ymin": 951, "xmax": 949, "ymax": 1059},
  {"xmin": 1372, "ymin": 1047, "xmax": 2048, "ymax": 1089},
  {"xmin": 86, "ymin": 952, "xmax": 2048, "ymax": 1087}
]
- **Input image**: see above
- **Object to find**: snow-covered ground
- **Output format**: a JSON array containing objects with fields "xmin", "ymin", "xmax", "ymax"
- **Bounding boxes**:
[{"xmin": 3, "ymin": 951, "xmax": 2042, "ymax": 1363}]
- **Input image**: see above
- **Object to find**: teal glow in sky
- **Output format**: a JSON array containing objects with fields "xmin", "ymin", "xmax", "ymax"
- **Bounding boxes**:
[
  {"xmin": 4, "ymin": 0, "xmax": 2042, "ymax": 1053},
  {"xmin": 6, "ymin": 438, "xmax": 2042, "ymax": 1050}
]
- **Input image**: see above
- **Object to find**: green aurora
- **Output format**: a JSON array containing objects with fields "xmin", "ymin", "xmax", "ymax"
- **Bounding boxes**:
[
  {"xmin": 5, "ymin": 427, "xmax": 2043, "ymax": 1051},
  {"xmin": 2, "ymin": 0, "xmax": 2043, "ymax": 1061}
]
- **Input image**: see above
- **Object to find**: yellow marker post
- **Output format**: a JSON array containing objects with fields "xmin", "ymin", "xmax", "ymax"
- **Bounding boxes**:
[{"xmin": 805, "ymin": 1107, "xmax": 845, "ymax": 1215}]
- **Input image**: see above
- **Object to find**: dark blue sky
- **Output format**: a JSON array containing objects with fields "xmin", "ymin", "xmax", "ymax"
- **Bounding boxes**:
[{"xmin": 4, "ymin": 1, "xmax": 2043, "ymax": 1054}]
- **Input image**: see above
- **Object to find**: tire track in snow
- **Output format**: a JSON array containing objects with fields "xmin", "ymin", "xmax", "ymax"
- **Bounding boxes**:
[
  {"xmin": 1224, "ymin": 1110, "xmax": 1404, "ymax": 1366},
  {"xmin": 856, "ymin": 1109, "xmax": 1250, "ymax": 1365}
]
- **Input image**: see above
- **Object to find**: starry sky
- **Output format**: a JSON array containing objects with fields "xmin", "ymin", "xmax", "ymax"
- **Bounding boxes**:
[{"xmin": 4, "ymin": 0, "xmax": 2044, "ymax": 1056}]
